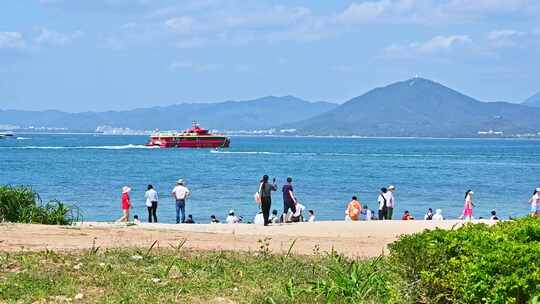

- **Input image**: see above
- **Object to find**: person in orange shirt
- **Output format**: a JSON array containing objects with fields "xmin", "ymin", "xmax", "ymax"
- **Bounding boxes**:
[{"xmin": 346, "ymin": 196, "xmax": 362, "ymax": 221}]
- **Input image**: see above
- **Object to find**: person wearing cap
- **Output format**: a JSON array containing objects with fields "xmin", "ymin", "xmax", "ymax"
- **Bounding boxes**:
[
  {"xmin": 529, "ymin": 188, "xmax": 540, "ymax": 216},
  {"xmin": 387, "ymin": 185, "xmax": 396, "ymax": 220},
  {"xmin": 171, "ymin": 179, "xmax": 191, "ymax": 224},
  {"xmin": 226, "ymin": 210, "xmax": 240, "ymax": 224},
  {"xmin": 116, "ymin": 186, "xmax": 131, "ymax": 222},
  {"xmin": 461, "ymin": 190, "xmax": 475, "ymax": 221}
]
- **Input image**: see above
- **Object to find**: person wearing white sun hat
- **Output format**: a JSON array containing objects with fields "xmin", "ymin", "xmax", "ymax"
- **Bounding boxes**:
[
  {"xmin": 387, "ymin": 185, "xmax": 396, "ymax": 220},
  {"xmin": 116, "ymin": 186, "xmax": 132, "ymax": 222},
  {"xmin": 171, "ymin": 179, "xmax": 191, "ymax": 223}
]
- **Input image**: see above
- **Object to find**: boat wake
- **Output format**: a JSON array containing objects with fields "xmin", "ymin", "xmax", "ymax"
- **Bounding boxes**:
[
  {"xmin": 210, "ymin": 150, "xmax": 279, "ymax": 155},
  {"xmin": 0, "ymin": 144, "xmax": 158, "ymax": 150}
]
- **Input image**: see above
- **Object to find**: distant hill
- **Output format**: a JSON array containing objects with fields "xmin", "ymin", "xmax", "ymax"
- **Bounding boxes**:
[
  {"xmin": 288, "ymin": 78, "xmax": 540, "ymax": 137},
  {"xmin": 0, "ymin": 96, "xmax": 337, "ymax": 131},
  {"xmin": 524, "ymin": 91, "xmax": 540, "ymax": 107}
]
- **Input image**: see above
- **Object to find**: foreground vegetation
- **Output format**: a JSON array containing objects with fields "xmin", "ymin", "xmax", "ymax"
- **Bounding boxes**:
[
  {"xmin": 0, "ymin": 185, "xmax": 78, "ymax": 224},
  {"xmin": 0, "ymin": 244, "xmax": 391, "ymax": 304},
  {"xmin": 1, "ymin": 211, "xmax": 539, "ymax": 303}
]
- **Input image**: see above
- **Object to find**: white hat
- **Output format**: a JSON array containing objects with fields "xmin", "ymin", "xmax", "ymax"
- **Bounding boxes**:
[
  {"xmin": 122, "ymin": 186, "xmax": 131, "ymax": 193},
  {"xmin": 388, "ymin": 185, "xmax": 395, "ymax": 190},
  {"xmin": 469, "ymin": 191, "xmax": 474, "ymax": 195},
  {"xmin": 228, "ymin": 209, "xmax": 235, "ymax": 215},
  {"xmin": 177, "ymin": 179, "xmax": 185, "ymax": 185},
  {"xmin": 536, "ymin": 188, "xmax": 540, "ymax": 192}
]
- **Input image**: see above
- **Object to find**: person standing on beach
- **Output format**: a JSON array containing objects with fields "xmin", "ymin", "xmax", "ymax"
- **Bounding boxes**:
[
  {"xmin": 171, "ymin": 179, "xmax": 190, "ymax": 223},
  {"xmin": 258, "ymin": 175, "xmax": 277, "ymax": 226},
  {"xmin": 282, "ymin": 177, "xmax": 297, "ymax": 221},
  {"xmin": 346, "ymin": 196, "xmax": 362, "ymax": 221},
  {"xmin": 461, "ymin": 190, "xmax": 475, "ymax": 221},
  {"xmin": 116, "ymin": 186, "xmax": 131, "ymax": 222},
  {"xmin": 144, "ymin": 184, "xmax": 158, "ymax": 223},
  {"xmin": 377, "ymin": 188, "xmax": 391, "ymax": 220},
  {"xmin": 387, "ymin": 185, "xmax": 396, "ymax": 219},
  {"xmin": 529, "ymin": 188, "xmax": 540, "ymax": 216}
]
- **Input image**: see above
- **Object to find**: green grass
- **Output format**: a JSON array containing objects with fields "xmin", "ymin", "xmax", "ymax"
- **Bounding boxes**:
[{"xmin": 0, "ymin": 244, "xmax": 392, "ymax": 304}]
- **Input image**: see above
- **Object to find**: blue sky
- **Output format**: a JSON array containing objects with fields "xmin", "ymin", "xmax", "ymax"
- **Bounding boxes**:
[{"xmin": 1, "ymin": 0, "xmax": 539, "ymax": 111}]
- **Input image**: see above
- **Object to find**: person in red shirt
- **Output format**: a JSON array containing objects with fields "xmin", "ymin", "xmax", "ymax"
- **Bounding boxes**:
[
  {"xmin": 116, "ymin": 186, "xmax": 132, "ymax": 222},
  {"xmin": 401, "ymin": 210, "xmax": 414, "ymax": 220}
]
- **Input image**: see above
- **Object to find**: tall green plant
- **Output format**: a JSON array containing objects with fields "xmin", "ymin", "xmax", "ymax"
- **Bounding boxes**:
[{"xmin": 0, "ymin": 185, "xmax": 78, "ymax": 225}]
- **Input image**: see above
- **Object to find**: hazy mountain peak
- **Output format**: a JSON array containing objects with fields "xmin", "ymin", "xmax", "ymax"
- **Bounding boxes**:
[{"xmin": 524, "ymin": 91, "xmax": 540, "ymax": 107}]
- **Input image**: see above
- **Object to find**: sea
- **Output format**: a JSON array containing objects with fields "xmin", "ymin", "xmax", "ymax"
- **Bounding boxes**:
[{"xmin": 1, "ymin": 134, "xmax": 538, "ymax": 223}]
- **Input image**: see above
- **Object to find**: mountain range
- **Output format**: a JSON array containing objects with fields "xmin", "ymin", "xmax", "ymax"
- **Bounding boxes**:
[
  {"xmin": 523, "ymin": 91, "xmax": 540, "ymax": 107},
  {"xmin": 0, "ymin": 96, "xmax": 336, "ymax": 131},
  {"xmin": 1, "ymin": 78, "xmax": 540, "ymax": 137},
  {"xmin": 289, "ymin": 78, "xmax": 540, "ymax": 137}
]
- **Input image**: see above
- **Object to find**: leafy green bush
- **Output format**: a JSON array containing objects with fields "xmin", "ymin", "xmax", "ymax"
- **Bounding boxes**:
[
  {"xmin": 388, "ymin": 217, "xmax": 540, "ymax": 303},
  {"xmin": 0, "ymin": 185, "xmax": 79, "ymax": 225}
]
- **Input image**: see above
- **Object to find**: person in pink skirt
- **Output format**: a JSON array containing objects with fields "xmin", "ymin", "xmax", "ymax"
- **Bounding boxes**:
[{"xmin": 461, "ymin": 190, "xmax": 475, "ymax": 221}]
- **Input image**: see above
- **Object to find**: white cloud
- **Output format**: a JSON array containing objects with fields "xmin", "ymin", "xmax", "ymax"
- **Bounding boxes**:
[
  {"xmin": 384, "ymin": 34, "xmax": 472, "ymax": 56},
  {"xmin": 169, "ymin": 60, "xmax": 221, "ymax": 72},
  {"xmin": 0, "ymin": 32, "xmax": 26, "ymax": 49},
  {"xmin": 35, "ymin": 28, "xmax": 82, "ymax": 47},
  {"xmin": 487, "ymin": 29, "xmax": 527, "ymax": 48},
  {"xmin": 164, "ymin": 16, "xmax": 196, "ymax": 34}
]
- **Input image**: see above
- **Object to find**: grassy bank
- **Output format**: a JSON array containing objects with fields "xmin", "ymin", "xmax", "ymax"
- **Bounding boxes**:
[{"xmin": 0, "ymin": 244, "xmax": 391, "ymax": 304}]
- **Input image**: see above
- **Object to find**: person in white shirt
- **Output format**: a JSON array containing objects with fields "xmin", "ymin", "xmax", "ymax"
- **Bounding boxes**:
[
  {"xmin": 433, "ymin": 209, "xmax": 444, "ymax": 220},
  {"xmin": 377, "ymin": 188, "xmax": 393, "ymax": 220},
  {"xmin": 144, "ymin": 184, "xmax": 159, "ymax": 223},
  {"xmin": 308, "ymin": 210, "xmax": 315, "ymax": 222},
  {"xmin": 171, "ymin": 179, "xmax": 190, "ymax": 224},
  {"xmin": 387, "ymin": 185, "xmax": 396, "ymax": 219},
  {"xmin": 290, "ymin": 202, "xmax": 305, "ymax": 222},
  {"xmin": 363, "ymin": 205, "xmax": 373, "ymax": 221},
  {"xmin": 226, "ymin": 210, "xmax": 241, "ymax": 224},
  {"xmin": 269, "ymin": 209, "xmax": 280, "ymax": 224},
  {"xmin": 254, "ymin": 211, "xmax": 265, "ymax": 225}
]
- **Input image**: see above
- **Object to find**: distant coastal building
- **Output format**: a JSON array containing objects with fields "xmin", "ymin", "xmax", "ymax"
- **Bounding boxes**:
[{"xmin": 477, "ymin": 130, "xmax": 504, "ymax": 135}]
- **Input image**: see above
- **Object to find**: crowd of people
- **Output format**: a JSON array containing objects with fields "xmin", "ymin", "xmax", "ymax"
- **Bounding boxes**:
[{"xmin": 115, "ymin": 177, "xmax": 540, "ymax": 224}]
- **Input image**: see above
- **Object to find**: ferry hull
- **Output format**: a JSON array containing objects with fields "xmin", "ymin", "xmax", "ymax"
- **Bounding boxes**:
[{"xmin": 146, "ymin": 137, "xmax": 230, "ymax": 148}]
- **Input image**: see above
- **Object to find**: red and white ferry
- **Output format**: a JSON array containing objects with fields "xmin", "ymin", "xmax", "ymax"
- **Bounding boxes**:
[{"xmin": 146, "ymin": 122, "xmax": 230, "ymax": 148}]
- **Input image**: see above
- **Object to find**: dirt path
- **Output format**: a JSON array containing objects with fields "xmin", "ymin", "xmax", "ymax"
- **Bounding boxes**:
[{"xmin": 0, "ymin": 220, "xmax": 476, "ymax": 257}]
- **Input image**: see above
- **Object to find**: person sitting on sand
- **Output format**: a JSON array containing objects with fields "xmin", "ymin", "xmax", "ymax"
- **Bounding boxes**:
[
  {"xmin": 210, "ymin": 215, "xmax": 220, "ymax": 223},
  {"xmin": 362, "ymin": 205, "xmax": 373, "ymax": 221},
  {"xmin": 345, "ymin": 196, "xmax": 361, "ymax": 221},
  {"xmin": 433, "ymin": 209, "xmax": 444, "ymax": 220},
  {"xmin": 116, "ymin": 186, "xmax": 132, "ymax": 222},
  {"xmin": 308, "ymin": 210, "xmax": 315, "ymax": 222},
  {"xmin": 424, "ymin": 208, "xmax": 434, "ymax": 220},
  {"xmin": 269, "ymin": 209, "xmax": 280, "ymax": 224},
  {"xmin": 254, "ymin": 211, "xmax": 265, "ymax": 225},
  {"xmin": 185, "ymin": 214, "xmax": 195, "ymax": 224},
  {"xmin": 226, "ymin": 210, "xmax": 241, "ymax": 224},
  {"xmin": 290, "ymin": 202, "xmax": 305, "ymax": 222},
  {"xmin": 401, "ymin": 210, "xmax": 414, "ymax": 220},
  {"xmin": 490, "ymin": 210, "xmax": 499, "ymax": 220},
  {"xmin": 133, "ymin": 215, "xmax": 140, "ymax": 225}
]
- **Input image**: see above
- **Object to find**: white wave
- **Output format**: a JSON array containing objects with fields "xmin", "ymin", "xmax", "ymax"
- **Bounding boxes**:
[
  {"xmin": 210, "ymin": 150, "xmax": 280, "ymax": 155},
  {"xmin": 1, "ymin": 144, "xmax": 158, "ymax": 150},
  {"xmin": 16, "ymin": 137, "xmax": 31, "ymax": 140}
]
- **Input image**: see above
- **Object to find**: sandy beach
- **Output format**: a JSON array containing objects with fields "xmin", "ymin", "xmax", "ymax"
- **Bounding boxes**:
[{"xmin": 0, "ymin": 220, "xmax": 492, "ymax": 257}]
